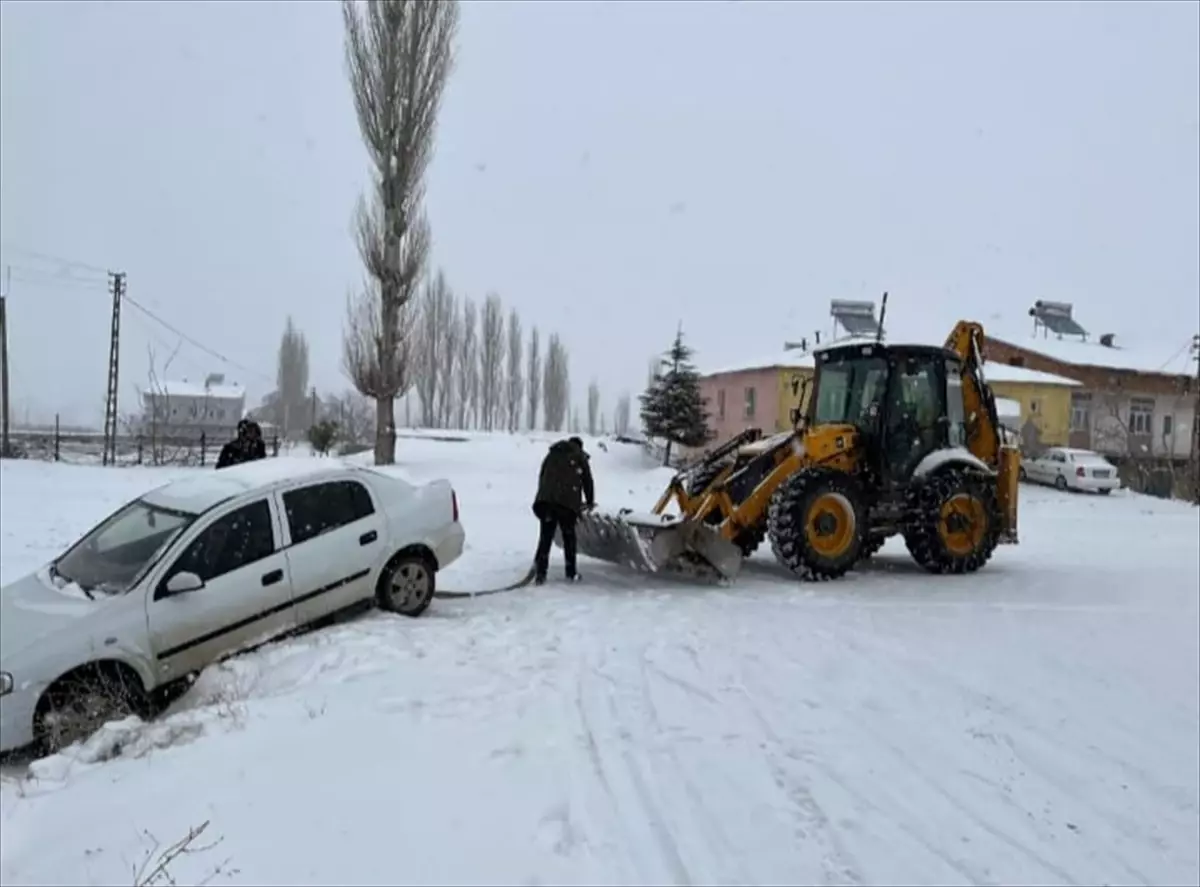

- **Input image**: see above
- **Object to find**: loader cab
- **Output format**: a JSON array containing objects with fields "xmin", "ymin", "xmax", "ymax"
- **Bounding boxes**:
[{"xmin": 810, "ymin": 342, "xmax": 968, "ymax": 485}]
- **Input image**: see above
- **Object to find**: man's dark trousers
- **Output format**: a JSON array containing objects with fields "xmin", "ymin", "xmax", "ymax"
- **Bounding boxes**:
[{"xmin": 533, "ymin": 501, "xmax": 577, "ymax": 580}]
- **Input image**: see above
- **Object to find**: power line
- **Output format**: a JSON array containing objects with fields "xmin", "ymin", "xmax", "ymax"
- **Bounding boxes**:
[
  {"xmin": 0, "ymin": 242, "xmax": 110, "ymax": 277},
  {"xmin": 122, "ymin": 293, "xmax": 273, "ymax": 384},
  {"xmin": 2, "ymin": 244, "xmax": 274, "ymax": 387}
]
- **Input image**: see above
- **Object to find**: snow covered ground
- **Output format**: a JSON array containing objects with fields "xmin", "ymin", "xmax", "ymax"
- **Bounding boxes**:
[{"xmin": 1, "ymin": 432, "xmax": 1197, "ymax": 887}]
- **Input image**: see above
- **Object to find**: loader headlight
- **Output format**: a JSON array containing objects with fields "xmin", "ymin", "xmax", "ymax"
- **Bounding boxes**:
[{"xmin": 0, "ymin": 672, "xmax": 12, "ymax": 697}]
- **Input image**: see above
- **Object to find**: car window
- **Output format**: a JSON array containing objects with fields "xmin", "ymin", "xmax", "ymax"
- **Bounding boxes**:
[
  {"xmin": 283, "ymin": 480, "xmax": 376, "ymax": 546},
  {"xmin": 170, "ymin": 500, "xmax": 276, "ymax": 584}
]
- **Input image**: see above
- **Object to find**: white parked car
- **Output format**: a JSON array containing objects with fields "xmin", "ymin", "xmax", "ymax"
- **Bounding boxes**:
[
  {"xmin": 0, "ymin": 457, "xmax": 464, "ymax": 755},
  {"xmin": 1019, "ymin": 447, "xmax": 1121, "ymax": 494}
]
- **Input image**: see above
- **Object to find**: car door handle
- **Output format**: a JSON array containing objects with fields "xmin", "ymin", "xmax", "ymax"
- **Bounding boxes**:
[
  {"xmin": 359, "ymin": 530, "xmax": 378, "ymax": 546},
  {"xmin": 262, "ymin": 569, "xmax": 284, "ymax": 587}
]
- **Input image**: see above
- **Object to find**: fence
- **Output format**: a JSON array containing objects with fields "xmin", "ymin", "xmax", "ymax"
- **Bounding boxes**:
[{"xmin": 3, "ymin": 419, "xmax": 280, "ymax": 467}]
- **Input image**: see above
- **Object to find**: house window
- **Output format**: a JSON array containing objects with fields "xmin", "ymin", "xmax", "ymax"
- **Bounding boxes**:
[
  {"xmin": 1070, "ymin": 393, "xmax": 1091, "ymax": 431},
  {"xmin": 717, "ymin": 389, "xmax": 725, "ymax": 420},
  {"xmin": 1128, "ymin": 398, "xmax": 1154, "ymax": 435},
  {"xmin": 1163, "ymin": 415, "xmax": 1173, "ymax": 437},
  {"xmin": 744, "ymin": 387, "xmax": 756, "ymax": 419}
]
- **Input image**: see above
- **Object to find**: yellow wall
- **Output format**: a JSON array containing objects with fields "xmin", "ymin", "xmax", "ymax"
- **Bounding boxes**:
[
  {"xmin": 988, "ymin": 381, "xmax": 1073, "ymax": 447},
  {"xmin": 776, "ymin": 367, "xmax": 815, "ymax": 432}
]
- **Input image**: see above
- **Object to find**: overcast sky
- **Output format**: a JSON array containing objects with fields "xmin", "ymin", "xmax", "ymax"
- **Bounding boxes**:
[{"xmin": 1, "ymin": 0, "xmax": 1197, "ymax": 427}]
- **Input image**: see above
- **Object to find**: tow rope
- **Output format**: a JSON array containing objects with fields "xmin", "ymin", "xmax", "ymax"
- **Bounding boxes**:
[{"xmin": 433, "ymin": 565, "xmax": 537, "ymax": 599}]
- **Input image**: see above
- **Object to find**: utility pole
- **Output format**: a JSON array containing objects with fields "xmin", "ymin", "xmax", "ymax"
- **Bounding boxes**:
[
  {"xmin": 1, "ymin": 266, "xmax": 10, "ymax": 459},
  {"xmin": 102, "ymin": 272, "xmax": 126, "ymax": 466}
]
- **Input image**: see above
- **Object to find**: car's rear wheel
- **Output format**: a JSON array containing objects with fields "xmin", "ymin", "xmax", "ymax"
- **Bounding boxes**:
[
  {"xmin": 377, "ymin": 553, "xmax": 435, "ymax": 618},
  {"xmin": 1055, "ymin": 475, "xmax": 1068, "ymax": 491}
]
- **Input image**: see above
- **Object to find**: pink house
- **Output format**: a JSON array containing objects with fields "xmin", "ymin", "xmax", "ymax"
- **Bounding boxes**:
[{"xmin": 696, "ymin": 350, "xmax": 815, "ymax": 450}]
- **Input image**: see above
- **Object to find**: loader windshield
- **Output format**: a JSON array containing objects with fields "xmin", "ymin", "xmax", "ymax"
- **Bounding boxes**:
[{"xmin": 812, "ymin": 356, "xmax": 889, "ymax": 428}]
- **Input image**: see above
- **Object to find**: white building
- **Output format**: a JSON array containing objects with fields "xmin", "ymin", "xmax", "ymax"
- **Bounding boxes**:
[{"xmin": 140, "ymin": 373, "xmax": 247, "ymax": 443}]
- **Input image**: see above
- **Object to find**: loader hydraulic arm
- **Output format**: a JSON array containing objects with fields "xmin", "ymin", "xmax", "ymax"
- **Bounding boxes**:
[{"xmin": 944, "ymin": 320, "xmax": 1001, "ymax": 468}]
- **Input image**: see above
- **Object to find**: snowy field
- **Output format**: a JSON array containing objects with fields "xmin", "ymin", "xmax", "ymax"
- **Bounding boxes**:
[{"xmin": 1, "ymin": 432, "xmax": 1198, "ymax": 887}]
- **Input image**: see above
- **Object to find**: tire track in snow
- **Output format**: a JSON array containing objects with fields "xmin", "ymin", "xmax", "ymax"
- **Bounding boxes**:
[
  {"xmin": 839, "ymin": 623, "xmax": 1193, "ymax": 883},
  {"xmin": 635, "ymin": 650, "xmax": 753, "ymax": 886},
  {"xmin": 633, "ymin": 629, "xmax": 866, "ymax": 887},
  {"xmin": 572, "ymin": 655, "xmax": 694, "ymax": 885}
]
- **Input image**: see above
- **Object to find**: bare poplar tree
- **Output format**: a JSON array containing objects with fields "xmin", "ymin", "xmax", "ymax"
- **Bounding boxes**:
[
  {"xmin": 587, "ymin": 380, "xmax": 601, "ymax": 436},
  {"xmin": 437, "ymin": 296, "xmax": 460, "ymax": 428},
  {"xmin": 614, "ymin": 392, "xmax": 632, "ymax": 437},
  {"xmin": 479, "ymin": 293, "xmax": 506, "ymax": 431},
  {"xmin": 414, "ymin": 269, "xmax": 453, "ymax": 427},
  {"xmin": 543, "ymin": 333, "xmax": 570, "ymax": 432},
  {"xmin": 526, "ymin": 326, "xmax": 541, "ymax": 431},
  {"xmin": 455, "ymin": 296, "xmax": 478, "ymax": 429},
  {"xmin": 276, "ymin": 317, "xmax": 310, "ymax": 436},
  {"xmin": 505, "ymin": 308, "xmax": 524, "ymax": 432},
  {"xmin": 341, "ymin": 0, "xmax": 459, "ymax": 464}
]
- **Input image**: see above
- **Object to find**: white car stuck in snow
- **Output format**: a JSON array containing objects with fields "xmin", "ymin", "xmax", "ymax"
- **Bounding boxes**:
[
  {"xmin": 1020, "ymin": 446, "xmax": 1122, "ymax": 494},
  {"xmin": 0, "ymin": 457, "xmax": 464, "ymax": 754}
]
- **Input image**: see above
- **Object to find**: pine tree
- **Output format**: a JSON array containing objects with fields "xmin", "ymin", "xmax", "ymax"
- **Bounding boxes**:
[{"xmin": 639, "ymin": 327, "xmax": 712, "ymax": 466}]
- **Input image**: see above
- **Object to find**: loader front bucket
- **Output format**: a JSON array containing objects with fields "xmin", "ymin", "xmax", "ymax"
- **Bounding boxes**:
[{"xmin": 556, "ymin": 508, "xmax": 745, "ymax": 581}]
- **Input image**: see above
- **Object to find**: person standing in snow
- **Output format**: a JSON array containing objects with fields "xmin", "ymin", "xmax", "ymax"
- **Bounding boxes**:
[
  {"xmin": 531, "ymin": 436, "xmax": 595, "ymax": 585},
  {"xmin": 216, "ymin": 419, "xmax": 267, "ymax": 469}
]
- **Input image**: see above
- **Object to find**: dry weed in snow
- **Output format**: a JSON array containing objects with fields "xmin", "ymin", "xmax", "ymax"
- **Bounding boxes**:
[{"xmin": 131, "ymin": 820, "xmax": 237, "ymax": 887}]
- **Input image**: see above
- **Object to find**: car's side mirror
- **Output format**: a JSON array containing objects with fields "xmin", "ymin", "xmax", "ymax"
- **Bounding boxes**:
[{"xmin": 163, "ymin": 571, "xmax": 204, "ymax": 596}]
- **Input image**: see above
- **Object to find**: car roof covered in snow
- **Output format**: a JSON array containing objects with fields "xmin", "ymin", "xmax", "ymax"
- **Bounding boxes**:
[{"xmin": 140, "ymin": 458, "xmax": 362, "ymax": 513}]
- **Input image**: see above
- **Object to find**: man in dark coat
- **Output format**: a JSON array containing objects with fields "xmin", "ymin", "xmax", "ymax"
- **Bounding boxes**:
[
  {"xmin": 532, "ymin": 436, "xmax": 595, "ymax": 584},
  {"xmin": 216, "ymin": 419, "xmax": 267, "ymax": 469}
]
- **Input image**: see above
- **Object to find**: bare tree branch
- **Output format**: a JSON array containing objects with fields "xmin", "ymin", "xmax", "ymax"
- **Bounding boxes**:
[
  {"xmin": 543, "ymin": 334, "xmax": 569, "ymax": 432},
  {"xmin": 505, "ymin": 307, "xmax": 523, "ymax": 433},
  {"xmin": 587, "ymin": 379, "xmax": 600, "ymax": 437},
  {"xmin": 456, "ymin": 296, "xmax": 478, "ymax": 430},
  {"xmin": 479, "ymin": 293, "xmax": 506, "ymax": 431},
  {"xmin": 526, "ymin": 325, "xmax": 541, "ymax": 431}
]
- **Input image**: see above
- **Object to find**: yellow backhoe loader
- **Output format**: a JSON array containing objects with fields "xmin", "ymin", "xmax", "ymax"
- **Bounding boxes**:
[{"xmin": 563, "ymin": 314, "xmax": 1020, "ymax": 583}]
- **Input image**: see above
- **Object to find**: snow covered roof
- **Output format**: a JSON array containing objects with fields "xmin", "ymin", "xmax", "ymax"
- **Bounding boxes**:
[
  {"xmin": 988, "ymin": 331, "xmax": 1196, "ymax": 376},
  {"xmin": 144, "ymin": 380, "xmax": 247, "ymax": 400},
  {"xmin": 140, "ymin": 458, "xmax": 357, "ymax": 513},
  {"xmin": 702, "ymin": 350, "xmax": 815, "ymax": 378},
  {"xmin": 702, "ymin": 333, "xmax": 1079, "ymax": 386},
  {"xmin": 981, "ymin": 363, "xmax": 1080, "ymax": 386}
]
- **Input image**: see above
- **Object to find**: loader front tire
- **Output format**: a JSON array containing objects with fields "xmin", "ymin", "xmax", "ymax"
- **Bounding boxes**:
[
  {"xmin": 904, "ymin": 468, "xmax": 1001, "ymax": 575},
  {"xmin": 768, "ymin": 469, "xmax": 867, "ymax": 581}
]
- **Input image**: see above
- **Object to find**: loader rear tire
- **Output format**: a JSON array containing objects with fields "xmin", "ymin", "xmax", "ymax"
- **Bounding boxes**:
[
  {"xmin": 904, "ymin": 468, "xmax": 1001, "ymax": 575},
  {"xmin": 768, "ymin": 468, "xmax": 867, "ymax": 581}
]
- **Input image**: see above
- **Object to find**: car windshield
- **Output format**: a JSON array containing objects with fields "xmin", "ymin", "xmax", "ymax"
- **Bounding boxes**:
[{"xmin": 54, "ymin": 499, "xmax": 196, "ymax": 595}]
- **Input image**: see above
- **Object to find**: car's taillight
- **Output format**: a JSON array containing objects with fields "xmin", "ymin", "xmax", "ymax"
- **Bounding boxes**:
[
  {"xmin": 1076, "ymin": 466, "xmax": 1086, "ymax": 477},
  {"xmin": 452, "ymin": 490, "xmax": 459, "ymax": 522}
]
